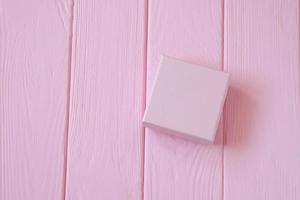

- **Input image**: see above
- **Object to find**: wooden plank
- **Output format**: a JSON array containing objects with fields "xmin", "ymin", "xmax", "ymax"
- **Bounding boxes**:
[
  {"xmin": 224, "ymin": 0, "xmax": 300, "ymax": 199},
  {"xmin": 0, "ymin": 0, "xmax": 72, "ymax": 199},
  {"xmin": 65, "ymin": 0, "xmax": 147, "ymax": 199},
  {"xmin": 144, "ymin": 0, "xmax": 224, "ymax": 199}
]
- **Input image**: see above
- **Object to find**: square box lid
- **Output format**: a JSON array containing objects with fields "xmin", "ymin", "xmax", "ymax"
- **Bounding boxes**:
[{"xmin": 143, "ymin": 56, "xmax": 230, "ymax": 143}]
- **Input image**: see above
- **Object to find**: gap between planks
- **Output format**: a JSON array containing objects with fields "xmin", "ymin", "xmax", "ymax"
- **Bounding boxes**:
[
  {"xmin": 62, "ymin": 0, "xmax": 75, "ymax": 199},
  {"xmin": 142, "ymin": 0, "xmax": 150, "ymax": 200}
]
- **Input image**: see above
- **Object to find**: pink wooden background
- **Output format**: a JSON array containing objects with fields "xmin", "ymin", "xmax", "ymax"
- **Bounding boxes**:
[{"xmin": 1, "ymin": 0, "xmax": 300, "ymax": 199}]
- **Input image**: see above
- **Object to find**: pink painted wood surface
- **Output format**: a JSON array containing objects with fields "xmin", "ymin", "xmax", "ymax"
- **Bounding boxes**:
[
  {"xmin": 2, "ymin": 0, "xmax": 300, "ymax": 199},
  {"xmin": 224, "ymin": 0, "xmax": 300, "ymax": 199},
  {"xmin": 144, "ymin": 0, "xmax": 224, "ymax": 199},
  {"xmin": 65, "ymin": 0, "xmax": 147, "ymax": 199},
  {"xmin": 0, "ymin": 0, "xmax": 72, "ymax": 199}
]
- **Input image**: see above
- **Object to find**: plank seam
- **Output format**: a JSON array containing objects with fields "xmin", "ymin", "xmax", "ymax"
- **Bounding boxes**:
[
  {"xmin": 142, "ymin": 0, "xmax": 149, "ymax": 199},
  {"xmin": 62, "ymin": 0, "xmax": 75, "ymax": 199},
  {"xmin": 221, "ymin": 0, "xmax": 225, "ymax": 200}
]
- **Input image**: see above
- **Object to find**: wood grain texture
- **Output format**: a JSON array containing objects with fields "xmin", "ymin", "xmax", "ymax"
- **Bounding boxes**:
[
  {"xmin": 65, "ymin": 0, "xmax": 146, "ymax": 199},
  {"xmin": 144, "ymin": 0, "xmax": 224, "ymax": 199},
  {"xmin": 224, "ymin": 0, "xmax": 300, "ymax": 199},
  {"xmin": 0, "ymin": 0, "xmax": 72, "ymax": 199}
]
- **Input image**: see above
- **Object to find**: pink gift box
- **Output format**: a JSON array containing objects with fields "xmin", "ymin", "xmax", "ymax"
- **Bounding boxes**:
[{"xmin": 143, "ymin": 56, "xmax": 230, "ymax": 143}]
